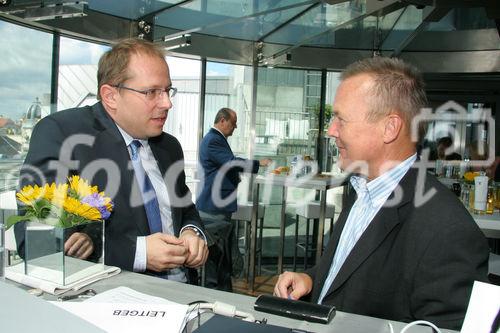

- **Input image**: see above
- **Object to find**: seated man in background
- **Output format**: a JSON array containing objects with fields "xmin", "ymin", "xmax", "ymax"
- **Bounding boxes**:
[
  {"xmin": 197, "ymin": 107, "xmax": 271, "ymax": 291},
  {"xmin": 15, "ymin": 38, "xmax": 208, "ymax": 283},
  {"xmin": 436, "ymin": 136, "xmax": 462, "ymax": 160},
  {"xmin": 274, "ymin": 57, "xmax": 489, "ymax": 330}
]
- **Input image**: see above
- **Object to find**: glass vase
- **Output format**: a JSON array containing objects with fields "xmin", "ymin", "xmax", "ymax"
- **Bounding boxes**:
[{"xmin": 24, "ymin": 220, "xmax": 105, "ymax": 286}]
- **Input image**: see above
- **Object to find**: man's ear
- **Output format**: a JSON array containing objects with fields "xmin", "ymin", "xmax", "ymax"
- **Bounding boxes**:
[
  {"xmin": 100, "ymin": 84, "xmax": 118, "ymax": 113},
  {"xmin": 383, "ymin": 114, "xmax": 403, "ymax": 144}
]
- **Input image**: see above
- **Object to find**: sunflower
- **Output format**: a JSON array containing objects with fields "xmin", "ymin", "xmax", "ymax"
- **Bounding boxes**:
[
  {"xmin": 63, "ymin": 197, "xmax": 102, "ymax": 221},
  {"xmin": 51, "ymin": 183, "xmax": 69, "ymax": 207},
  {"xmin": 16, "ymin": 184, "xmax": 51, "ymax": 206},
  {"xmin": 68, "ymin": 175, "xmax": 98, "ymax": 199},
  {"xmin": 8, "ymin": 176, "xmax": 112, "ymax": 230}
]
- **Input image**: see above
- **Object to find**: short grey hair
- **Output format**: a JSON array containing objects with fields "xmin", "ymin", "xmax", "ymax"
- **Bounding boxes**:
[
  {"xmin": 341, "ymin": 57, "xmax": 427, "ymax": 128},
  {"xmin": 214, "ymin": 108, "xmax": 234, "ymax": 124}
]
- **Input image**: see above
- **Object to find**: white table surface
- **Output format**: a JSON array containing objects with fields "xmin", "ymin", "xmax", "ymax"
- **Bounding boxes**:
[
  {"xmin": 472, "ymin": 212, "xmax": 500, "ymax": 239},
  {"xmin": 3, "ymin": 271, "xmax": 458, "ymax": 333}
]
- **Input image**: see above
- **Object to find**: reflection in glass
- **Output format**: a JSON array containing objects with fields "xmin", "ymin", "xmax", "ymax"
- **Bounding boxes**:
[
  {"xmin": 58, "ymin": 37, "xmax": 109, "ymax": 111},
  {"xmin": 266, "ymin": 0, "xmax": 366, "ymax": 46},
  {"xmin": 0, "ymin": 21, "xmax": 52, "ymax": 192},
  {"xmin": 164, "ymin": 56, "xmax": 201, "ymax": 199},
  {"xmin": 155, "ymin": 0, "xmax": 312, "ymax": 41}
]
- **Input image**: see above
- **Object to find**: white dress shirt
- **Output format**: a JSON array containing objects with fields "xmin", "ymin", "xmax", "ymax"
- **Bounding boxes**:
[{"xmin": 116, "ymin": 126, "xmax": 204, "ymax": 282}]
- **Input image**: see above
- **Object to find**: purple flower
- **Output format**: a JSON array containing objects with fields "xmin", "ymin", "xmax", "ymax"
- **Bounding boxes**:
[
  {"xmin": 82, "ymin": 193, "xmax": 104, "ymax": 207},
  {"xmin": 98, "ymin": 206, "xmax": 111, "ymax": 219},
  {"xmin": 82, "ymin": 193, "xmax": 111, "ymax": 219}
]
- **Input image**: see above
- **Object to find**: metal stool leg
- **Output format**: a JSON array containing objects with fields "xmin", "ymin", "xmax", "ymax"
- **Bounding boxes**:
[
  {"xmin": 257, "ymin": 217, "xmax": 264, "ymax": 276},
  {"xmin": 304, "ymin": 218, "xmax": 310, "ymax": 270},
  {"xmin": 293, "ymin": 214, "xmax": 299, "ymax": 272},
  {"xmin": 235, "ymin": 219, "xmax": 240, "ymax": 247},
  {"xmin": 199, "ymin": 264, "xmax": 206, "ymax": 287}
]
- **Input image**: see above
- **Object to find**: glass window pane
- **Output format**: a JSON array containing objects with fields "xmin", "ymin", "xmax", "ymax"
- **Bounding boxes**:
[
  {"xmin": 58, "ymin": 37, "xmax": 109, "ymax": 111},
  {"xmin": 203, "ymin": 61, "xmax": 251, "ymax": 201},
  {"xmin": 155, "ymin": 0, "xmax": 313, "ymax": 41},
  {"xmin": 88, "ymin": 0, "xmax": 185, "ymax": 20},
  {"xmin": 325, "ymin": 71, "xmax": 342, "ymax": 173},
  {"xmin": 165, "ymin": 56, "xmax": 201, "ymax": 196},
  {"xmin": 266, "ymin": 1, "xmax": 366, "ymax": 46},
  {"xmin": 254, "ymin": 67, "xmax": 321, "ymax": 163},
  {"xmin": 204, "ymin": 62, "xmax": 250, "ymax": 156},
  {"xmin": 0, "ymin": 20, "xmax": 52, "ymax": 191}
]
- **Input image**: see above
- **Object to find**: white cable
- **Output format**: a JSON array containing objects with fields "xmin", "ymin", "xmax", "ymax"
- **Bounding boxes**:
[
  {"xmin": 400, "ymin": 320, "xmax": 442, "ymax": 333},
  {"xmin": 187, "ymin": 302, "xmax": 256, "ymax": 322}
]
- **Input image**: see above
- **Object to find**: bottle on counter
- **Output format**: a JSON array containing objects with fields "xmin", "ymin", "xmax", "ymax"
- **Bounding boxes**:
[
  {"xmin": 486, "ymin": 185, "xmax": 495, "ymax": 214},
  {"xmin": 474, "ymin": 173, "xmax": 489, "ymax": 214}
]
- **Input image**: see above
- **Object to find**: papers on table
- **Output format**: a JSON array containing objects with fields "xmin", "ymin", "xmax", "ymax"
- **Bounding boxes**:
[
  {"xmin": 85, "ymin": 286, "xmax": 177, "ymax": 305},
  {"xmin": 5, "ymin": 261, "xmax": 121, "ymax": 295},
  {"xmin": 53, "ymin": 286, "xmax": 189, "ymax": 333},
  {"xmin": 52, "ymin": 301, "xmax": 188, "ymax": 333},
  {"xmin": 461, "ymin": 281, "xmax": 500, "ymax": 333}
]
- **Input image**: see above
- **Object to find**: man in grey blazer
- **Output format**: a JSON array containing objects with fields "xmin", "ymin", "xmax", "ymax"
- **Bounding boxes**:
[
  {"xmin": 15, "ymin": 38, "xmax": 208, "ymax": 283},
  {"xmin": 274, "ymin": 57, "xmax": 489, "ymax": 330}
]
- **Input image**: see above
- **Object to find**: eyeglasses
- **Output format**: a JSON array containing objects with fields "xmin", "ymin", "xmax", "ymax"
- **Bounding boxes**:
[{"xmin": 113, "ymin": 84, "xmax": 177, "ymax": 101}]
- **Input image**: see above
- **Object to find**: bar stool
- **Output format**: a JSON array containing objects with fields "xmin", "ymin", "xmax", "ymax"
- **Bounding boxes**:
[
  {"xmin": 293, "ymin": 201, "xmax": 335, "ymax": 271},
  {"xmin": 489, "ymin": 253, "xmax": 500, "ymax": 286},
  {"xmin": 231, "ymin": 202, "xmax": 265, "ymax": 277}
]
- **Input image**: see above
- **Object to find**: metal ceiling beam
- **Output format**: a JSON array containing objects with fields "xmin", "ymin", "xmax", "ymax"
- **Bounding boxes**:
[
  {"xmin": 267, "ymin": 1, "xmax": 405, "ymax": 61},
  {"xmin": 258, "ymin": 2, "xmax": 319, "ymax": 42},
  {"xmin": 377, "ymin": 7, "xmax": 407, "ymax": 49},
  {"xmin": 390, "ymin": 21, "xmax": 430, "ymax": 58},
  {"xmin": 321, "ymin": 0, "xmax": 350, "ymax": 4},
  {"xmin": 0, "ymin": 1, "xmax": 87, "ymax": 21},
  {"xmin": 137, "ymin": 0, "xmax": 195, "ymax": 22},
  {"xmin": 366, "ymin": 0, "xmax": 400, "ymax": 14},
  {"xmin": 390, "ymin": 6, "xmax": 451, "ymax": 57},
  {"xmin": 158, "ymin": 0, "xmax": 317, "ymax": 42},
  {"xmin": 28, "ymin": 7, "xmax": 133, "ymax": 43}
]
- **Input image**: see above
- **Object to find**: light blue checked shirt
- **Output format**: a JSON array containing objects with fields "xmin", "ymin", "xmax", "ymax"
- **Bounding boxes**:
[{"xmin": 317, "ymin": 154, "xmax": 417, "ymax": 304}]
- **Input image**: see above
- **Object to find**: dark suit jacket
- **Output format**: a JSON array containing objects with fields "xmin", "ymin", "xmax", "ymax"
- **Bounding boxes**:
[
  {"xmin": 307, "ymin": 168, "xmax": 489, "ymax": 330},
  {"xmin": 14, "ymin": 102, "xmax": 203, "ymax": 282},
  {"xmin": 196, "ymin": 128, "xmax": 259, "ymax": 214}
]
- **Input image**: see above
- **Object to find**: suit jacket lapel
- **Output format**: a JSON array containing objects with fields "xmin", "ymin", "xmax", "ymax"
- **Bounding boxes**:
[
  {"xmin": 149, "ymin": 136, "xmax": 172, "ymax": 177},
  {"xmin": 325, "ymin": 205, "xmax": 401, "ymax": 295},
  {"xmin": 91, "ymin": 103, "xmax": 150, "ymax": 235},
  {"xmin": 321, "ymin": 169, "xmax": 416, "ymax": 299}
]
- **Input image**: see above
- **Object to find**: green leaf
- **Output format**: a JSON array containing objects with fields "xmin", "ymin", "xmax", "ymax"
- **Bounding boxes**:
[
  {"xmin": 42, "ymin": 216, "xmax": 64, "ymax": 228},
  {"xmin": 5, "ymin": 215, "xmax": 29, "ymax": 229}
]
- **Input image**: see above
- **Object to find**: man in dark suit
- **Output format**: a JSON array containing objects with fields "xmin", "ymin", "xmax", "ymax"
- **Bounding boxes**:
[
  {"xmin": 274, "ymin": 57, "xmax": 489, "ymax": 330},
  {"xmin": 15, "ymin": 38, "xmax": 208, "ymax": 283},
  {"xmin": 197, "ymin": 108, "xmax": 270, "ymax": 290},
  {"xmin": 197, "ymin": 108, "xmax": 271, "ymax": 217}
]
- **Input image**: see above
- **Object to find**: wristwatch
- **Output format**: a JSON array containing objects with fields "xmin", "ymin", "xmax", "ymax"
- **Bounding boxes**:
[{"xmin": 182, "ymin": 226, "xmax": 202, "ymax": 238}]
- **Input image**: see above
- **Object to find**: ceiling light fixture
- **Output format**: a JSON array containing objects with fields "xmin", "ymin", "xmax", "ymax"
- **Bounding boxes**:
[
  {"xmin": 162, "ymin": 34, "xmax": 192, "ymax": 51},
  {"xmin": 261, "ymin": 52, "xmax": 292, "ymax": 67},
  {"xmin": 0, "ymin": 2, "xmax": 87, "ymax": 21}
]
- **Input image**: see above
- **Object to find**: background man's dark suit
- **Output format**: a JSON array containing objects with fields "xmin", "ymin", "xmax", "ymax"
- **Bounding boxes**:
[
  {"xmin": 197, "ymin": 127, "xmax": 258, "ymax": 215},
  {"xmin": 15, "ymin": 102, "xmax": 203, "ymax": 281},
  {"xmin": 307, "ymin": 168, "xmax": 489, "ymax": 330},
  {"xmin": 196, "ymin": 127, "xmax": 259, "ymax": 290}
]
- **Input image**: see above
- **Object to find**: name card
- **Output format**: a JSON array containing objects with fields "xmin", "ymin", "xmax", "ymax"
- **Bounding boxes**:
[{"xmin": 52, "ymin": 302, "xmax": 188, "ymax": 333}]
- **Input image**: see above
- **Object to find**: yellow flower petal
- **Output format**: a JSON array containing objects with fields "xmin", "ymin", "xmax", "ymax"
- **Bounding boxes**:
[{"xmin": 63, "ymin": 197, "xmax": 102, "ymax": 221}]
